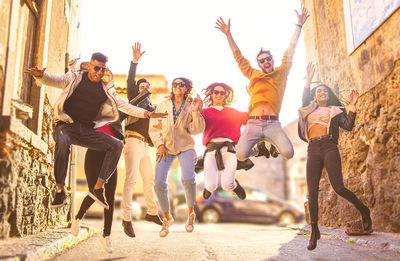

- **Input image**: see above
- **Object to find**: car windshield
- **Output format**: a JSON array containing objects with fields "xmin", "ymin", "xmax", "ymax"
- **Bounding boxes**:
[
  {"xmin": 246, "ymin": 190, "xmax": 268, "ymax": 201},
  {"xmin": 217, "ymin": 190, "xmax": 234, "ymax": 198}
]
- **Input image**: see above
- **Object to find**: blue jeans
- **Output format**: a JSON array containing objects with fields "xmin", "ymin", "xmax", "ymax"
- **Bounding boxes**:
[
  {"xmin": 236, "ymin": 119, "xmax": 294, "ymax": 161},
  {"xmin": 154, "ymin": 149, "xmax": 196, "ymax": 213},
  {"xmin": 53, "ymin": 122, "xmax": 123, "ymax": 186}
]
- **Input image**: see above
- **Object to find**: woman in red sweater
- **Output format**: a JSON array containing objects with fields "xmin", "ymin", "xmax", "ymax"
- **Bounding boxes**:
[{"xmin": 201, "ymin": 83, "xmax": 248, "ymax": 200}]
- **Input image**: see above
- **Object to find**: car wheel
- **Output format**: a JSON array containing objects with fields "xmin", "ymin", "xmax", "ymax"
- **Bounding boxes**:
[
  {"xmin": 201, "ymin": 208, "xmax": 220, "ymax": 223},
  {"xmin": 278, "ymin": 211, "xmax": 295, "ymax": 225}
]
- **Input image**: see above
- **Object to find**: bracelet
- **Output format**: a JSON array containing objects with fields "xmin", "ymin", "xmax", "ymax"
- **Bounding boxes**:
[
  {"xmin": 145, "ymin": 111, "xmax": 150, "ymax": 119},
  {"xmin": 295, "ymin": 23, "xmax": 303, "ymax": 28}
]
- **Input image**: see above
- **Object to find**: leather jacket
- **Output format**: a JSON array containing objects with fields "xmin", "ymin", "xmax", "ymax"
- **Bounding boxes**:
[{"xmin": 298, "ymin": 87, "xmax": 356, "ymax": 144}]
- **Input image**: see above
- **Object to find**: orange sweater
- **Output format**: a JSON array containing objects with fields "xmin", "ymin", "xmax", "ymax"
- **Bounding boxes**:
[{"xmin": 233, "ymin": 41, "xmax": 296, "ymax": 114}]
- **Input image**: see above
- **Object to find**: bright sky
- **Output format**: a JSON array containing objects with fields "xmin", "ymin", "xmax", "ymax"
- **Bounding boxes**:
[{"xmin": 80, "ymin": 0, "xmax": 306, "ymax": 127}]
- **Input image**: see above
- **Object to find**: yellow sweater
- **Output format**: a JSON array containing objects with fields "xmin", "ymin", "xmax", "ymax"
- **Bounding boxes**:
[{"xmin": 233, "ymin": 41, "xmax": 296, "ymax": 114}]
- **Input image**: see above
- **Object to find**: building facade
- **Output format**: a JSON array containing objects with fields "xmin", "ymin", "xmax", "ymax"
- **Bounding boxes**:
[
  {"xmin": 301, "ymin": 0, "xmax": 400, "ymax": 232},
  {"xmin": 0, "ymin": 0, "xmax": 82, "ymax": 238}
]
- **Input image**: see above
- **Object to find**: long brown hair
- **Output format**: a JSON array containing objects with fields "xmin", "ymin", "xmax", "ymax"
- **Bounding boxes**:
[
  {"xmin": 202, "ymin": 82, "xmax": 234, "ymax": 107},
  {"xmin": 170, "ymin": 77, "xmax": 193, "ymax": 100}
]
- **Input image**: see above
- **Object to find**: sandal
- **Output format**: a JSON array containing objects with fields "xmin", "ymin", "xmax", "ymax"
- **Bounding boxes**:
[{"xmin": 345, "ymin": 220, "xmax": 373, "ymax": 236}]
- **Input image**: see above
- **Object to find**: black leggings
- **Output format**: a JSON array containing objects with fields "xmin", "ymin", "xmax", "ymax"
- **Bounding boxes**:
[
  {"xmin": 306, "ymin": 139, "xmax": 367, "ymax": 224},
  {"xmin": 76, "ymin": 149, "xmax": 118, "ymax": 237}
]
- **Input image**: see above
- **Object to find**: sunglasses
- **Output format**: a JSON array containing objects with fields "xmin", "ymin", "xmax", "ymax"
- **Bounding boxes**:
[
  {"xmin": 90, "ymin": 63, "xmax": 107, "ymax": 73},
  {"xmin": 213, "ymin": 90, "xmax": 226, "ymax": 96},
  {"xmin": 258, "ymin": 56, "xmax": 273, "ymax": 64},
  {"xmin": 172, "ymin": 82, "xmax": 186, "ymax": 88}
]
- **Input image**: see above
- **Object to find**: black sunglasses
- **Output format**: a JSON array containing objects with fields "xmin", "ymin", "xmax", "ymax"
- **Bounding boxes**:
[
  {"xmin": 91, "ymin": 63, "xmax": 107, "ymax": 73},
  {"xmin": 172, "ymin": 82, "xmax": 186, "ymax": 88},
  {"xmin": 258, "ymin": 56, "xmax": 273, "ymax": 64},
  {"xmin": 213, "ymin": 90, "xmax": 226, "ymax": 96}
]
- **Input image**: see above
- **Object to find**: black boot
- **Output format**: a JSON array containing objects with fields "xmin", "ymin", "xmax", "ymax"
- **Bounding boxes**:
[
  {"xmin": 269, "ymin": 144, "xmax": 279, "ymax": 158},
  {"xmin": 360, "ymin": 206, "xmax": 373, "ymax": 232},
  {"xmin": 122, "ymin": 220, "xmax": 136, "ymax": 237},
  {"xmin": 203, "ymin": 188, "xmax": 212, "ymax": 199},
  {"xmin": 307, "ymin": 222, "xmax": 320, "ymax": 251},
  {"xmin": 233, "ymin": 179, "xmax": 246, "ymax": 200},
  {"xmin": 255, "ymin": 141, "xmax": 270, "ymax": 158}
]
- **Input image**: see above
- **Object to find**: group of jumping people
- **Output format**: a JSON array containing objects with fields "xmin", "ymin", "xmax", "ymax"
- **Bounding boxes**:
[{"xmin": 25, "ymin": 7, "xmax": 372, "ymax": 253}]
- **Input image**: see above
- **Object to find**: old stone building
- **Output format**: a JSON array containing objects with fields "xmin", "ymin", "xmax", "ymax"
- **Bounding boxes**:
[
  {"xmin": 301, "ymin": 0, "xmax": 400, "ymax": 232},
  {"xmin": 0, "ymin": 0, "xmax": 82, "ymax": 238}
]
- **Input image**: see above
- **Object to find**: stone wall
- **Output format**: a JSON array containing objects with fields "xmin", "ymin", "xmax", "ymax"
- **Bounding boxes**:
[
  {"xmin": 301, "ymin": 0, "xmax": 400, "ymax": 232},
  {"xmin": 0, "ymin": 96, "xmax": 69, "ymax": 239},
  {"xmin": 317, "ymin": 60, "xmax": 400, "ymax": 232}
]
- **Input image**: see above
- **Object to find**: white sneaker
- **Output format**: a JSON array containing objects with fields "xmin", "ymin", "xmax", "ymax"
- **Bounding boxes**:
[
  {"xmin": 100, "ymin": 236, "xmax": 114, "ymax": 253},
  {"xmin": 185, "ymin": 212, "xmax": 196, "ymax": 232},
  {"xmin": 159, "ymin": 217, "xmax": 174, "ymax": 238},
  {"xmin": 70, "ymin": 217, "xmax": 81, "ymax": 237}
]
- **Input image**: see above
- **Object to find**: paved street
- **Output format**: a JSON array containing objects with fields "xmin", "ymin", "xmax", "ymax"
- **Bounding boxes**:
[{"xmin": 51, "ymin": 219, "xmax": 400, "ymax": 261}]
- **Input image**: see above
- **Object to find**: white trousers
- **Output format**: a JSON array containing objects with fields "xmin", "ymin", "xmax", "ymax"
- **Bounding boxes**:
[
  {"xmin": 122, "ymin": 137, "xmax": 158, "ymax": 221},
  {"xmin": 204, "ymin": 146, "xmax": 238, "ymax": 192}
]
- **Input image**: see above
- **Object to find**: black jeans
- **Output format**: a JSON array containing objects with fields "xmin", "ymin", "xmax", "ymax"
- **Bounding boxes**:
[
  {"xmin": 76, "ymin": 149, "xmax": 118, "ymax": 237},
  {"xmin": 306, "ymin": 139, "xmax": 367, "ymax": 224},
  {"xmin": 53, "ymin": 122, "xmax": 123, "ymax": 186}
]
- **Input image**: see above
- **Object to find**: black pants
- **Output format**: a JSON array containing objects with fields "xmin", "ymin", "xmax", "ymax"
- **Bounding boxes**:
[
  {"xmin": 76, "ymin": 149, "xmax": 118, "ymax": 237},
  {"xmin": 306, "ymin": 139, "xmax": 367, "ymax": 224},
  {"xmin": 53, "ymin": 122, "xmax": 123, "ymax": 186}
]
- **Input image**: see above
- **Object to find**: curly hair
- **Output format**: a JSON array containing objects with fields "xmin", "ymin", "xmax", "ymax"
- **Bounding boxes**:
[
  {"xmin": 202, "ymin": 82, "xmax": 234, "ymax": 107},
  {"xmin": 170, "ymin": 77, "xmax": 193, "ymax": 100},
  {"xmin": 311, "ymin": 84, "xmax": 343, "ymax": 107}
]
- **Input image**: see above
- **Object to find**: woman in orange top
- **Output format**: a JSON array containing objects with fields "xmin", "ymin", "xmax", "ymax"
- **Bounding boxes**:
[{"xmin": 215, "ymin": 8, "xmax": 309, "ymax": 161}]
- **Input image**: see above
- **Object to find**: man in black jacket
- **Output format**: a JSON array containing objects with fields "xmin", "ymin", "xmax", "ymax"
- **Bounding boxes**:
[{"xmin": 121, "ymin": 43, "xmax": 162, "ymax": 238}]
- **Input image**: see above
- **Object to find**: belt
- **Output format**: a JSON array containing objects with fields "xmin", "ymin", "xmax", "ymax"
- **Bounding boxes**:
[
  {"xmin": 249, "ymin": 115, "xmax": 279, "ymax": 120},
  {"xmin": 126, "ymin": 134, "xmax": 147, "ymax": 143},
  {"xmin": 309, "ymin": 135, "xmax": 330, "ymax": 142}
]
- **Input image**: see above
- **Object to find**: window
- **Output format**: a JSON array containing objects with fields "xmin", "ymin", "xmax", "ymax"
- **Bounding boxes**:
[{"xmin": 18, "ymin": 0, "xmax": 40, "ymax": 105}]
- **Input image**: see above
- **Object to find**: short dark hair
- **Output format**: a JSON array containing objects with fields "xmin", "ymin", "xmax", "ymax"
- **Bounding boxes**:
[
  {"xmin": 137, "ymin": 78, "xmax": 149, "ymax": 86},
  {"xmin": 256, "ymin": 48, "xmax": 272, "ymax": 60},
  {"xmin": 91, "ymin": 52, "xmax": 108, "ymax": 63}
]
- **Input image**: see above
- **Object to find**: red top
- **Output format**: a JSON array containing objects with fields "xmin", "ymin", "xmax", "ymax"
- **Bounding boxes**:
[
  {"xmin": 201, "ymin": 107, "xmax": 248, "ymax": 146},
  {"xmin": 96, "ymin": 124, "xmax": 118, "ymax": 138}
]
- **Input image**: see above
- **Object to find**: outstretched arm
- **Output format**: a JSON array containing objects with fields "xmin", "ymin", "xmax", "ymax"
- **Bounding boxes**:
[
  {"xmin": 127, "ymin": 42, "xmax": 146, "ymax": 101},
  {"xmin": 282, "ymin": 7, "xmax": 310, "ymax": 68},
  {"xmin": 215, "ymin": 17, "xmax": 240, "ymax": 54},
  {"xmin": 216, "ymin": 17, "xmax": 255, "ymax": 79},
  {"xmin": 302, "ymin": 62, "xmax": 315, "ymax": 106}
]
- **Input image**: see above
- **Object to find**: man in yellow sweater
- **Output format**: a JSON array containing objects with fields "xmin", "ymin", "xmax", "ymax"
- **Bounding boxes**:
[{"xmin": 216, "ymin": 7, "xmax": 309, "ymax": 161}]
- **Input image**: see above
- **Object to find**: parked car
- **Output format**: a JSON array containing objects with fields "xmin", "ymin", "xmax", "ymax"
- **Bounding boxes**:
[{"xmin": 194, "ymin": 187, "xmax": 304, "ymax": 225}]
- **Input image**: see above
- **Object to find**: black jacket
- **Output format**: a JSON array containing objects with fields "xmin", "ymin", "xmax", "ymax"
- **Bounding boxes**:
[{"xmin": 298, "ymin": 87, "xmax": 356, "ymax": 144}]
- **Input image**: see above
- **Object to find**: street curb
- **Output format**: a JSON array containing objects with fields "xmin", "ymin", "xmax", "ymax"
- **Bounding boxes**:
[
  {"xmin": 30, "ymin": 225, "xmax": 100, "ymax": 260},
  {"xmin": 295, "ymin": 225, "xmax": 400, "ymax": 254},
  {"xmin": 1, "ymin": 225, "xmax": 100, "ymax": 261}
]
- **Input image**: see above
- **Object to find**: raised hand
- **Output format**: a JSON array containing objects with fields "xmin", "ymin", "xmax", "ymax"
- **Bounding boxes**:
[
  {"xmin": 349, "ymin": 90, "xmax": 359, "ymax": 106},
  {"xmin": 156, "ymin": 144, "xmax": 168, "ymax": 162},
  {"xmin": 132, "ymin": 42, "xmax": 145, "ymax": 63},
  {"xmin": 306, "ymin": 62, "xmax": 315, "ymax": 84},
  {"xmin": 215, "ymin": 17, "xmax": 231, "ymax": 36},
  {"xmin": 68, "ymin": 58, "xmax": 79, "ymax": 71},
  {"xmin": 191, "ymin": 94, "xmax": 203, "ymax": 112},
  {"xmin": 148, "ymin": 111, "xmax": 168, "ymax": 118},
  {"xmin": 24, "ymin": 66, "xmax": 46, "ymax": 77},
  {"xmin": 295, "ymin": 7, "xmax": 310, "ymax": 26}
]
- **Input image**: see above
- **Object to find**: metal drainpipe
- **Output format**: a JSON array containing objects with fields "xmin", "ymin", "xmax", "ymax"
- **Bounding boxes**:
[{"xmin": 70, "ymin": 145, "xmax": 77, "ymax": 219}]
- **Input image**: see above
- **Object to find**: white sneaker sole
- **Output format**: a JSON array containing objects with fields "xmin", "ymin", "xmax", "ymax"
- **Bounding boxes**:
[{"xmin": 88, "ymin": 192, "xmax": 109, "ymax": 210}]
